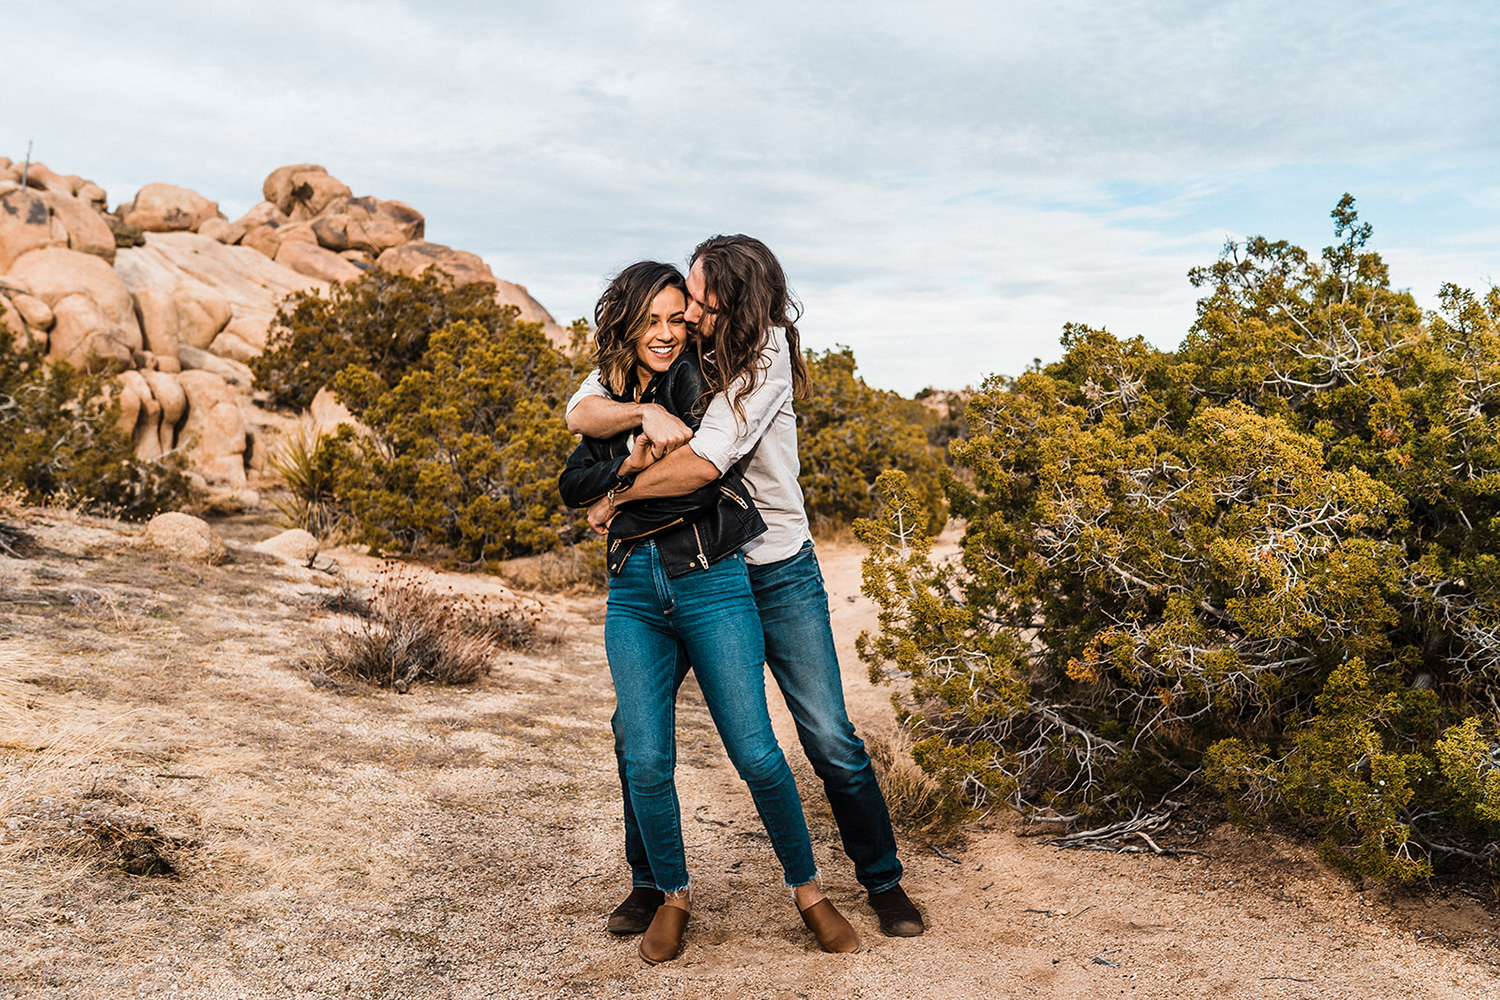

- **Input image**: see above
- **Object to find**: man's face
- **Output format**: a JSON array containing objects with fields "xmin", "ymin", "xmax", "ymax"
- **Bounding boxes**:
[{"xmin": 684, "ymin": 259, "xmax": 717, "ymax": 340}]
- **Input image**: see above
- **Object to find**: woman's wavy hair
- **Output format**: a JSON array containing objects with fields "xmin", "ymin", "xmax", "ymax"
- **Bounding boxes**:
[
  {"xmin": 592, "ymin": 261, "xmax": 687, "ymax": 397},
  {"xmin": 690, "ymin": 235, "xmax": 809, "ymax": 415}
]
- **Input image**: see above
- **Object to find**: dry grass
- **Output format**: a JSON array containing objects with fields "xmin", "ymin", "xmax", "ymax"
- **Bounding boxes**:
[
  {"xmin": 0, "ymin": 487, "xmax": 34, "ymax": 561},
  {"xmin": 867, "ymin": 731, "xmax": 962, "ymax": 840},
  {"xmin": 0, "ymin": 674, "xmax": 123, "ymax": 921},
  {"xmin": 310, "ymin": 564, "xmax": 538, "ymax": 691},
  {"xmin": 493, "ymin": 539, "xmax": 605, "ymax": 592}
]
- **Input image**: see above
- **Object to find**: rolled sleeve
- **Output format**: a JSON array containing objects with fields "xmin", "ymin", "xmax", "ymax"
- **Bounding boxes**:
[
  {"xmin": 688, "ymin": 332, "xmax": 793, "ymax": 473},
  {"xmin": 565, "ymin": 369, "xmax": 608, "ymax": 417}
]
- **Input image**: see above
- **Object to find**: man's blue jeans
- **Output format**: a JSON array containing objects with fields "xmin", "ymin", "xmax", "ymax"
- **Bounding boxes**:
[
  {"xmin": 607, "ymin": 542, "xmax": 817, "ymax": 894},
  {"xmin": 617, "ymin": 540, "xmax": 904, "ymax": 893}
]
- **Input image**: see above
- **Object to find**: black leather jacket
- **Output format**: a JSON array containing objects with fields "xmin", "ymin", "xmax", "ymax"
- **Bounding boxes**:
[{"xmin": 558, "ymin": 353, "xmax": 766, "ymax": 578}]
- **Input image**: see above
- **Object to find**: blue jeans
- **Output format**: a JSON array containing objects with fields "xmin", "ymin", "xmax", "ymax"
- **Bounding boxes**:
[
  {"xmin": 619, "ymin": 540, "xmax": 904, "ymax": 893},
  {"xmin": 606, "ymin": 542, "xmax": 817, "ymax": 894}
]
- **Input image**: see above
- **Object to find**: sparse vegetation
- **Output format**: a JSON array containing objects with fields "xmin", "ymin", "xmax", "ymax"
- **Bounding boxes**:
[
  {"xmin": 268, "ymin": 424, "xmax": 346, "ymax": 540},
  {"xmin": 798, "ymin": 347, "xmax": 948, "ymax": 533},
  {"xmin": 857, "ymin": 197, "xmax": 1500, "ymax": 884},
  {"xmin": 0, "ymin": 322, "xmax": 188, "ymax": 519},
  {"xmin": 310, "ymin": 565, "xmax": 538, "ymax": 691},
  {"xmin": 250, "ymin": 269, "xmax": 514, "ymax": 411}
]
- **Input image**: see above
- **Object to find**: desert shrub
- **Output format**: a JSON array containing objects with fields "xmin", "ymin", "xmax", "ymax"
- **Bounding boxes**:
[
  {"xmin": 0, "ymin": 322, "xmax": 188, "ymax": 519},
  {"xmin": 267, "ymin": 424, "xmax": 346, "ymax": 539},
  {"xmin": 856, "ymin": 196, "xmax": 1500, "ymax": 882},
  {"xmin": 912, "ymin": 386, "xmax": 972, "ymax": 457},
  {"xmin": 797, "ymin": 347, "xmax": 947, "ymax": 533},
  {"xmin": 312, "ymin": 565, "xmax": 537, "ymax": 691},
  {"xmin": 250, "ymin": 269, "xmax": 512, "ymax": 411},
  {"xmin": 327, "ymin": 317, "xmax": 588, "ymax": 561}
]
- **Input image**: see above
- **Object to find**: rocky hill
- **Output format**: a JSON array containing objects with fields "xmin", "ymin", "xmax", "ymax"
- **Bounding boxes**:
[{"xmin": 0, "ymin": 159, "xmax": 568, "ymax": 493}]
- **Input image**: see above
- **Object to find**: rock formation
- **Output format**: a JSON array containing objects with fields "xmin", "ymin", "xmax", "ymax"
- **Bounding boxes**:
[{"xmin": 0, "ymin": 156, "xmax": 572, "ymax": 493}]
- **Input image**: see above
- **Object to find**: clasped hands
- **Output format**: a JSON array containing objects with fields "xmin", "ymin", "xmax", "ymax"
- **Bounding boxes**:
[{"xmin": 586, "ymin": 404, "xmax": 694, "ymax": 534}]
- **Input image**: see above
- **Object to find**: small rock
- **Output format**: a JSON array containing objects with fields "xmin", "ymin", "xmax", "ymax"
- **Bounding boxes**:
[
  {"xmin": 141, "ymin": 512, "xmax": 228, "ymax": 564},
  {"xmin": 254, "ymin": 528, "xmax": 319, "ymax": 566}
]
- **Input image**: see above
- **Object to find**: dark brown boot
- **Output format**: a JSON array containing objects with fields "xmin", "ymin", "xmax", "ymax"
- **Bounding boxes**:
[
  {"xmin": 607, "ymin": 886, "xmax": 664, "ymax": 935},
  {"xmin": 799, "ymin": 898, "xmax": 860, "ymax": 953},
  {"xmin": 868, "ymin": 885, "xmax": 925, "ymax": 937}
]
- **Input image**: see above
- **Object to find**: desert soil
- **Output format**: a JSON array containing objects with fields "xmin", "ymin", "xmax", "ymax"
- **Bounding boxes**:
[{"xmin": 2, "ymin": 508, "xmax": 1498, "ymax": 1000}]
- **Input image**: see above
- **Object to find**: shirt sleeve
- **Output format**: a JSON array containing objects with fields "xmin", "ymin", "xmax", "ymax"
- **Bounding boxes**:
[
  {"xmin": 689, "ymin": 329, "xmax": 793, "ymax": 474},
  {"xmin": 565, "ymin": 369, "xmax": 609, "ymax": 417}
]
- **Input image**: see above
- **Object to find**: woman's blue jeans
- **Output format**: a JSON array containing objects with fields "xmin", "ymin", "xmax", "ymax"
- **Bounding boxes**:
[
  {"xmin": 605, "ymin": 542, "xmax": 817, "ymax": 894},
  {"xmin": 616, "ymin": 541, "xmax": 904, "ymax": 893}
]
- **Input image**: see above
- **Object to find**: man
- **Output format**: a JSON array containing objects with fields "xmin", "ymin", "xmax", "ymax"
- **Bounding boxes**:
[{"xmin": 567, "ymin": 234, "xmax": 926, "ymax": 939}]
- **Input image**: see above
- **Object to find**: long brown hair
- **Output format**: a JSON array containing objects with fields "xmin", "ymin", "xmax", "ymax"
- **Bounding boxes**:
[
  {"xmin": 593, "ymin": 261, "xmax": 686, "ymax": 397},
  {"xmin": 690, "ymin": 235, "xmax": 809, "ymax": 416}
]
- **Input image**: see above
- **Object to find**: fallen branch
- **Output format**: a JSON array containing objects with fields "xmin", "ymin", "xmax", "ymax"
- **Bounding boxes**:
[{"xmin": 1038, "ymin": 810, "xmax": 1209, "ymax": 857}]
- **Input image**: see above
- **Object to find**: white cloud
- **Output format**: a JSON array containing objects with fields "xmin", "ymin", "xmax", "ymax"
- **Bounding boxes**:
[{"xmin": 3, "ymin": 1, "xmax": 1497, "ymax": 392}]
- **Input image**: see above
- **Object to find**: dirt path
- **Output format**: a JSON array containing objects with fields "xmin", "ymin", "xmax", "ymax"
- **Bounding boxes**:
[{"xmin": 1, "ymin": 511, "xmax": 1497, "ymax": 999}]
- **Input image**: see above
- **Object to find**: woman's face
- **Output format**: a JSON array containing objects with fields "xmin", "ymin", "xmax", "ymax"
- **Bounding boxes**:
[{"xmin": 634, "ymin": 285, "xmax": 688, "ymax": 379}]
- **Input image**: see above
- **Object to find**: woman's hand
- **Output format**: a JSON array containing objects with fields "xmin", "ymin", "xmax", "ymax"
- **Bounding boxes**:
[
  {"xmin": 587, "ymin": 496, "xmax": 613, "ymax": 534},
  {"xmin": 619, "ymin": 432, "xmax": 659, "ymax": 475}
]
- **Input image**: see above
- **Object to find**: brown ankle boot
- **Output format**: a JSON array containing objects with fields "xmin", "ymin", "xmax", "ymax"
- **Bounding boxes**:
[
  {"xmin": 799, "ymin": 898, "xmax": 860, "ymax": 953},
  {"xmin": 638, "ymin": 904, "xmax": 690, "ymax": 964}
]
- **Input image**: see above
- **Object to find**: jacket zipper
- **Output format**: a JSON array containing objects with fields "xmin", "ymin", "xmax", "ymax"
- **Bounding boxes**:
[
  {"xmin": 616, "ymin": 517, "xmax": 684, "ymax": 541},
  {"xmin": 692, "ymin": 524, "xmax": 709, "ymax": 570},
  {"xmin": 719, "ymin": 485, "xmax": 749, "ymax": 509}
]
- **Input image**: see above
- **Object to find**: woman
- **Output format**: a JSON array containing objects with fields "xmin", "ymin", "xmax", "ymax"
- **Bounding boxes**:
[{"xmin": 559, "ymin": 262, "xmax": 859, "ymax": 962}]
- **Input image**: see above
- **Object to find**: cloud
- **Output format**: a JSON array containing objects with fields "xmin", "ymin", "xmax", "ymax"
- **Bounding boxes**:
[{"xmin": 3, "ymin": 1, "xmax": 1497, "ymax": 392}]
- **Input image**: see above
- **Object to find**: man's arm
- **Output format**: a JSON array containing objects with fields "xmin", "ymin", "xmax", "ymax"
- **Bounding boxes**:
[
  {"xmin": 567, "ymin": 396, "xmax": 695, "ymax": 456},
  {"xmin": 587, "ymin": 447, "xmax": 722, "ymax": 531}
]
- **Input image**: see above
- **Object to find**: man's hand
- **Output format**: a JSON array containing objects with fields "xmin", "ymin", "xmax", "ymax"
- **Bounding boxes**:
[{"xmin": 638, "ymin": 404, "xmax": 692, "ymax": 458}]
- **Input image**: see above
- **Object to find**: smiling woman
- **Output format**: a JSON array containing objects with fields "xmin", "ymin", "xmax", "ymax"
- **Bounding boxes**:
[{"xmin": 593, "ymin": 262, "xmax": 689, "ymax": 400}]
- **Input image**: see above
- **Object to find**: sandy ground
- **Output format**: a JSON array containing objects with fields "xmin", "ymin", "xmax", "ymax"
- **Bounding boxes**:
[{"xmin": 1, "ymin": 508, "xmax": 1498, "ymax": 999}]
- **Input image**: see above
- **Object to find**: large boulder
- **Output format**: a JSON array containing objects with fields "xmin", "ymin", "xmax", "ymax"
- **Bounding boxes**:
[
  {"xmin": 376, "ymin": 240, "xmax": 497, "ymax": 288},
  {"xmin": 116, "ymin": 368, "xmax": 164, "ymax": 460},
  {"xmin": 114, "ymin": 232, "xmax": 325, "ymax": 356},
  {"xmin": 0, "ymin": 189, "xmax": 66, "ymax": 272},
  {"xmin": 374, "ymin": 241, "xmax": 570, "ymax": 347},
  {"xmin": 494, "ymin": 279, "xmax": 570, "ymax": 346},
  {"xmin": 234, "ymin": 201, "xmax": 291, "ymax": 259},
  {"xmin": 178, "ymin": 344, "xmax": 253, "ymax": 387},
  {"xmin": 6, "ymin": 247, "xmax": 142, "ymax": 370},
  {"xmin": 130, "ymin": 285, "xmax": 181, "ymax": 362},
  {"xmin": 122, "ymin": 183, "xmax": 222, "ymax": 234},
  {"xmin": 141, "ymin": 512, "xmax": 228, "ymax": 564},
  {"xmin": 309, "ymin": 384, "xmax": 362, "ymax": 435},
  {"xmin": 176, "ymin": 370, "xmax": 248, "ymax": 486},
  {"xmin": 141, "ymin": 368, "xmax": 187, "ymax": 457},
  {"xmin": 0, "ymin": 292, "xmax": 23, "ymax": 341},
  {"xmin": 197, "ymin": 218, "xmax": 246, "ymax": 245},
  {"xmin": 41, "ymin": 191, "xmax": 115, "ymax": 262},
  {"xmin": 262, "ymin": 165, "xmax": 351, "ymax": 222},
  {"xmin": 22, "ymin": 163, "xmax": 84, "ymax": 198},
  {"xmin": 275, "ymin": 240, "xmax": 364, "ymax": 284},
  {"xmin": 11, "ymin": 290, "xmax": 54, "ymax": 330},
  {"xmin": 311, "ymin": 196, "xmax": 423, "ymax": 255}
]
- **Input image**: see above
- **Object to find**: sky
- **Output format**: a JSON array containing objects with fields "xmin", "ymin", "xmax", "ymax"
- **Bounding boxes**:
[{"xmin": 4, "ymin": 1, "xmax": 1498, "ymax": 395}]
